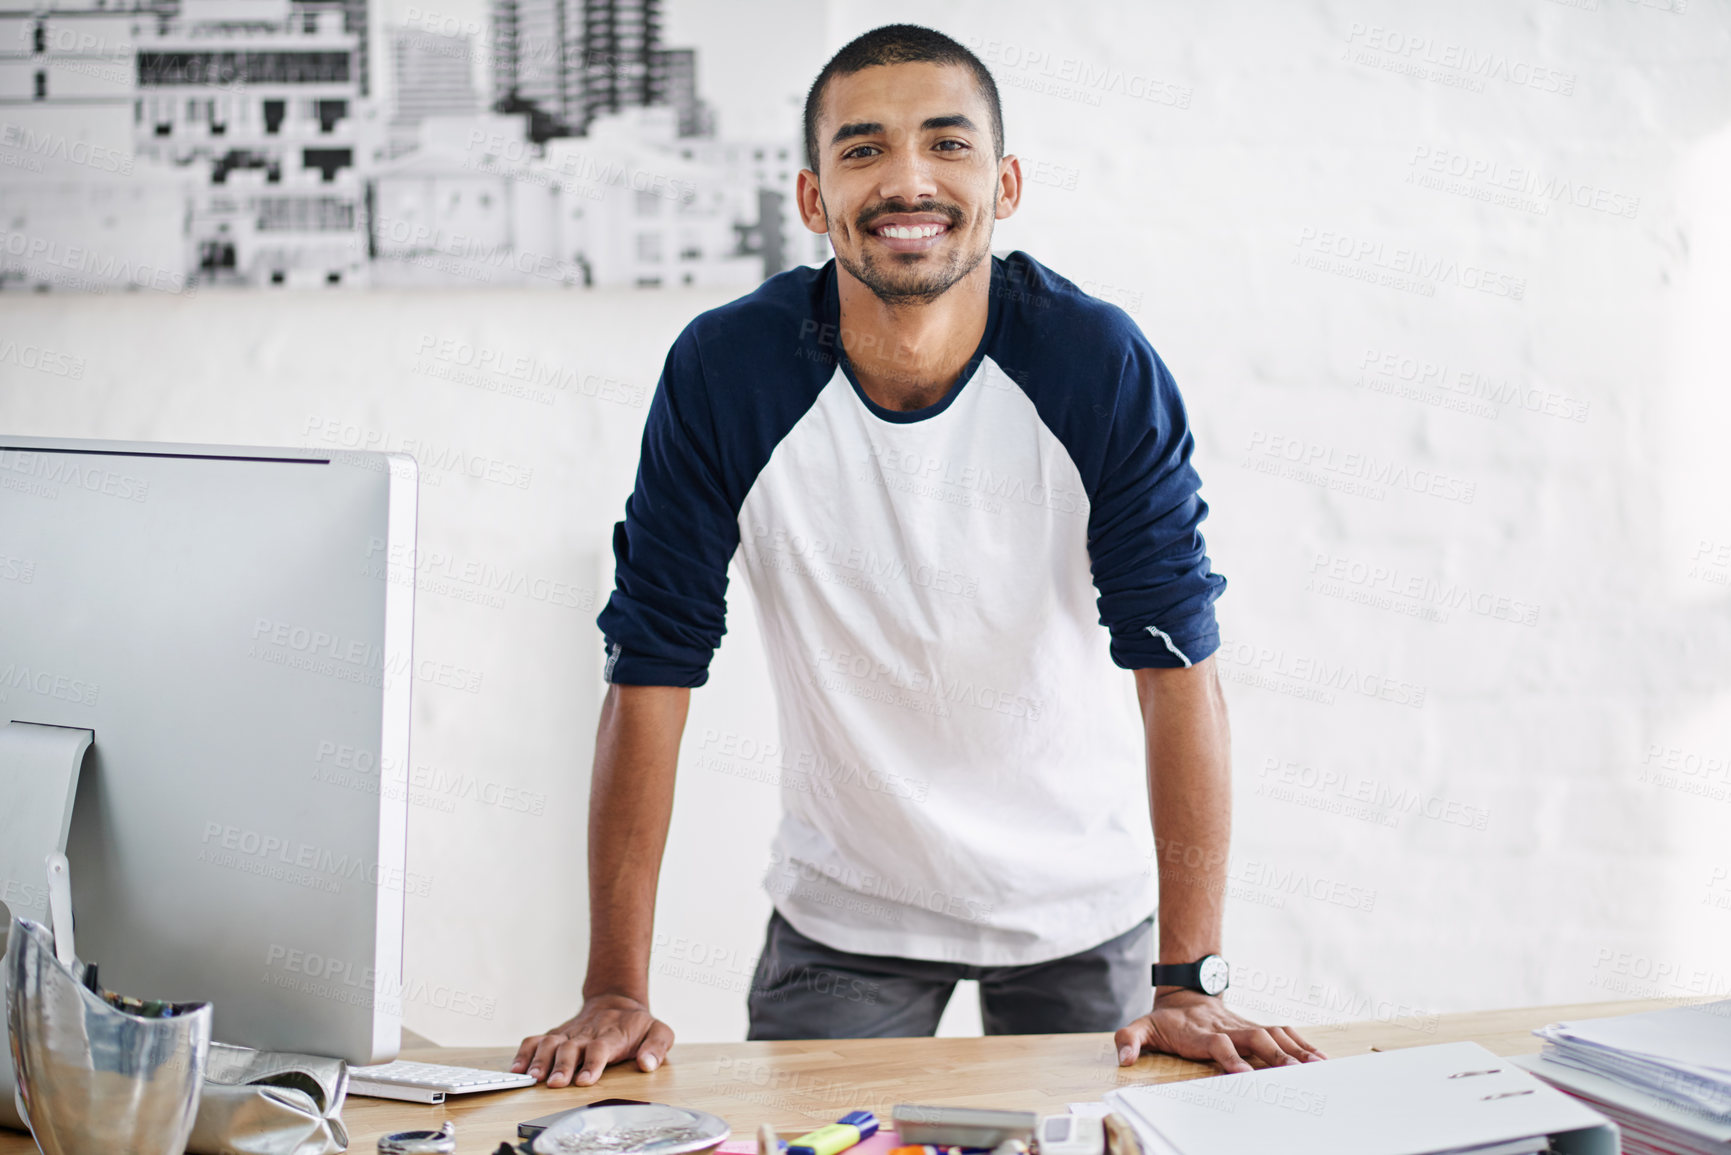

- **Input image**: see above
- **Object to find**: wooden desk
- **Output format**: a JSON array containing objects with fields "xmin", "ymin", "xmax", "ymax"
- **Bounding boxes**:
[{"xmin": 0, "ymin": 998, "xmax": 1679, "ymax": 1154}]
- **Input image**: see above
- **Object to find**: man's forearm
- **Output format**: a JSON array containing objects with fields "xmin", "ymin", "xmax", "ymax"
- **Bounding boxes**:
[
  {"xmin": 1135, "ymin": 658, "xmax": 1232, "ymax": 973},
  {"xmin": 583, "ymin": 683, "xmax": 689, "ymax": 1002}
]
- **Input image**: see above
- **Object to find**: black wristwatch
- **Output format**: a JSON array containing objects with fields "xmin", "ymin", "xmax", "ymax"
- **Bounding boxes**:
[{"xmin": 1152, "ymin": 954, "xmax": 1230, "ymax": 996}]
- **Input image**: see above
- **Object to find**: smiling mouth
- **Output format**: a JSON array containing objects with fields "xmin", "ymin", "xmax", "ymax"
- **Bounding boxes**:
[{"xmin": 872, "ymin": 222, "xmax": 949, "ymax": 240}]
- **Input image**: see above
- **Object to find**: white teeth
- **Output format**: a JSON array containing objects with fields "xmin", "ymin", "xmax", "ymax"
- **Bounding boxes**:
[{"xmin": 877, "ymin": 224, "xmax": 945, "ymax": 239}]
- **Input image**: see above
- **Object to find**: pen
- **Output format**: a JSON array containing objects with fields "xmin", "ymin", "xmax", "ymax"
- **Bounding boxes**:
[
  {"xmin": 760, "ymin": 1124, "xmax": 789, "ymax": 1155},
  {"xmin": 788, "ymin": 1111, "xmax": 879, "ymax": 1155}
]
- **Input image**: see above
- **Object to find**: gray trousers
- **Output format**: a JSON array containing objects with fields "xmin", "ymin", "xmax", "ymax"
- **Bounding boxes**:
[{"xmin": 746, "ymin": 910, "xmax": 1154, "ymax": 1039}]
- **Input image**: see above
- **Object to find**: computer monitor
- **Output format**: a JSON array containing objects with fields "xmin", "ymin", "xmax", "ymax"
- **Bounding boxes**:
[{"xmin": 0, "ymin": 435, "xmax": 415, "ymax": 1064}]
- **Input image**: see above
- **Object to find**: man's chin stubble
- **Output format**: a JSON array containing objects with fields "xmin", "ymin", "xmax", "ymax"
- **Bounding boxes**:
[{"xmin": 839, "ymin": 241, "xmax": 989, "ymax": 308}]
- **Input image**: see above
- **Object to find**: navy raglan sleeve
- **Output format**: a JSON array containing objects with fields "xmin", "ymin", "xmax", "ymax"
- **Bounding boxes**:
[
  {"xmin": 1088, "ymin": 332, "xmax": 1226, "ymax": 670},
  {"xmin": 596, "ymin": 325, "xmax": 739, "ymax": 687}
]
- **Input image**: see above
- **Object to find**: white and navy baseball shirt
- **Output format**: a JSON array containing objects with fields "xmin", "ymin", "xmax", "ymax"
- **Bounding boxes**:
[{"xmin": 598, "ymin": 251, "xmax": 1226, "ymax": 966}]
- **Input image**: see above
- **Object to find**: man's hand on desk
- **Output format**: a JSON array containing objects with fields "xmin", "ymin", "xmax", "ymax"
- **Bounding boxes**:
[
  {"xmin": 1115, "ymin": 990, "xmax": 1327, "ymax": 1075},
  {"xmin": 510, "ymin": 993, "xmax": 674, "ymax": 1087}
]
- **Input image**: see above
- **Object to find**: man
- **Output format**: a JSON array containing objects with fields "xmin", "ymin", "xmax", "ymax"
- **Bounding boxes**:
[{"xmin": 513, "ymin": 24, "xmax": 1325, "ymax": 1087}]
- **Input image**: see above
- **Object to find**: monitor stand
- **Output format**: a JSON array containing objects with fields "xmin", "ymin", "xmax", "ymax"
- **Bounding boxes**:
[{"xmin": 0, "ymin": 720, "xmax": 94, "ymax": 1132}]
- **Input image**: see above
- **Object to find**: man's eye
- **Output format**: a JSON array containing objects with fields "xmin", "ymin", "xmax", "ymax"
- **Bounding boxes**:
[
  {"xmin": 935, "ymin": 140, "xmax": 968, "ymax": 152},
  {"xmin": 843, "ymin": 144, "xmax": 881, "ymax": 160}
]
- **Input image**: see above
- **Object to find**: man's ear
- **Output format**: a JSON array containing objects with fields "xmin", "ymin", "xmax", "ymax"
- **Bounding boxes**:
[
  {"xmin": 796, "ymin": 170, "xmax": 830, "ymax": 235},
  {"xmin": 996, "ymin": 154, "xmax": 1023, "ymax": 221}
]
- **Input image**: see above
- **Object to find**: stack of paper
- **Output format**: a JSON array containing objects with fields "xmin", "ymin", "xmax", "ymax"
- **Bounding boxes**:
[{"xmin": 1518, "ymin": 1000, "xmax": 1731, "ymax": 1155}]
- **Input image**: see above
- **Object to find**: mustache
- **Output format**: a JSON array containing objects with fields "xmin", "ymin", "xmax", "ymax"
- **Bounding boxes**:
[{"xmin": 856, "ymin": 201, "xmax": 966, "ymax": 231}]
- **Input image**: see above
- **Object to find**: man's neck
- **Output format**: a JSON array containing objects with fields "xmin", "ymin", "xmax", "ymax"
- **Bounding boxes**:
[{"xmin": 836, "ymin": 259, "xmax": 993, "ymax": 412}]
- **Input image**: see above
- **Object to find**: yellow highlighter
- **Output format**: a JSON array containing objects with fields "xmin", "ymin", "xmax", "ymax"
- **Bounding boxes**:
[{"xmin": 787, "ymin": 1112, "xmax": 879, "ymax": 1155}]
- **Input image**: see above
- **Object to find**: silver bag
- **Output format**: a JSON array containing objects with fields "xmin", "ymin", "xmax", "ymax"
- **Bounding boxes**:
[
  {"xmin": 6, "ymin": 917, "xmax": 212, "ymax": 1155},
  {"xmin": 186, "ymin": 1042, "xmax": 351, "ymax": 1155},
  {"xmin": 3, "ymin": 912, "xmax": 349, "ymax": 1155}
]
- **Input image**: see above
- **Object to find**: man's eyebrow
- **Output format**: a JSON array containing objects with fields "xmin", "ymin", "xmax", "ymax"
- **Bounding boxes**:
[
  {"xmin": 921, "ymin": 114, "xmax": 977, "ymax": 133},
  {"xmin": 830, "ymin": 121, "xmax": 883, "ymax": 148},
  {"xmin": 829, "ymin": 114, "xmax": 980, "ymax": 149}
]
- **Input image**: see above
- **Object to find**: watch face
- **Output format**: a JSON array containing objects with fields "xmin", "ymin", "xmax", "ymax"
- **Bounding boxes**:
[{"xmin": 1198, "ymin": 955, "xmax": 1230, "ymax": 995}]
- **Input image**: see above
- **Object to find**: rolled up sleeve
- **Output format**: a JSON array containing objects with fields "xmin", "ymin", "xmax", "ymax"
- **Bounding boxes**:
[
  {"xmin": 1087, "ymin": 338, "xmax": 1226, "ymax": 669},
  {"xmin": 597, "ymin": 328, "xmax": 738, "ymax": 687}
]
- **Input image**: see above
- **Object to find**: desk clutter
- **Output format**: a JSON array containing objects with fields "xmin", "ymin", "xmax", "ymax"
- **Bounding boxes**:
[
  {"xmin": 489, "ymin": 1104, "xmax": 1061, "ymax": 1155},
  {"xmin": 475, "ymin": 1052, "xmax": 1626, "ymax": 1155},
  {"xmin": 1515, "ymin": 1000, "xmax": 1731, "ymax": 1155}
]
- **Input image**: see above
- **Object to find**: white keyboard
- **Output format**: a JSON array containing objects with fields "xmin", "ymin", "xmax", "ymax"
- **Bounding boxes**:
[{"xmin": 348, "ymin": 1059, "xmax": 537, "ymax": 1104}]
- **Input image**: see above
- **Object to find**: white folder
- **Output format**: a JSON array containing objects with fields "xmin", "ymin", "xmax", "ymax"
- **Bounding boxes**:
[{"xmin": 1104, "ymin": 1041, "xmax": 1618, "ymax": 1155}]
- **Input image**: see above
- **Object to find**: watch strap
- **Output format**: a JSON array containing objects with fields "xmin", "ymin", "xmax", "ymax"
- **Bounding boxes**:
[{"xmin": 1152, "ymin": 961, "xmax": 1203, "ymax": 990}]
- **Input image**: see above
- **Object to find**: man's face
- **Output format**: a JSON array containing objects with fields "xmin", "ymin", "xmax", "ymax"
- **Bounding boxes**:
[{"xmin": 801, "ymin": 61, "xmax": 1017, "ymax": 306}]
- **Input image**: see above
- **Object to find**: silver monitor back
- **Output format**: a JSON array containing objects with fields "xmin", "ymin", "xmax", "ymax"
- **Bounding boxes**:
[{"xmin": 0, "ymin": 435, "xmax": 415, "ymax": 1064}]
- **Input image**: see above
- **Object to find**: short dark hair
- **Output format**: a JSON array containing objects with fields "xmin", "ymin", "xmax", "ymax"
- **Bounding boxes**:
[{"xmin": 803, "ymin": 24, "xmax": 1004, "ymax": 174}]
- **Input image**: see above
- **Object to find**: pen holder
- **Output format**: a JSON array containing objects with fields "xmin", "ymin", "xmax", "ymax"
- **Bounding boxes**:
[{"xmin": 5, "ymin": 916, "xmax": 212, "ymax": 1155}]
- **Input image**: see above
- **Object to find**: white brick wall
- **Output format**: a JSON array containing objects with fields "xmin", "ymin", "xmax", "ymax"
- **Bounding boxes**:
[{"xmin": 2, "ymin": 0, "xmax": 1728, "ymax": 1049}]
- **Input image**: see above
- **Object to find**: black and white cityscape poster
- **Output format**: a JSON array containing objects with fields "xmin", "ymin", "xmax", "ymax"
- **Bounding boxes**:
[{"xmin": 0, "ymin": 0, "xmax": 822, "ymax": 291}]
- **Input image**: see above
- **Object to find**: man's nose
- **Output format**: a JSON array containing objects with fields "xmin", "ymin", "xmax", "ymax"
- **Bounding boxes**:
[{"xmin": 874, "ymin": 137, "xmax": 939, "ymax": 205}]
